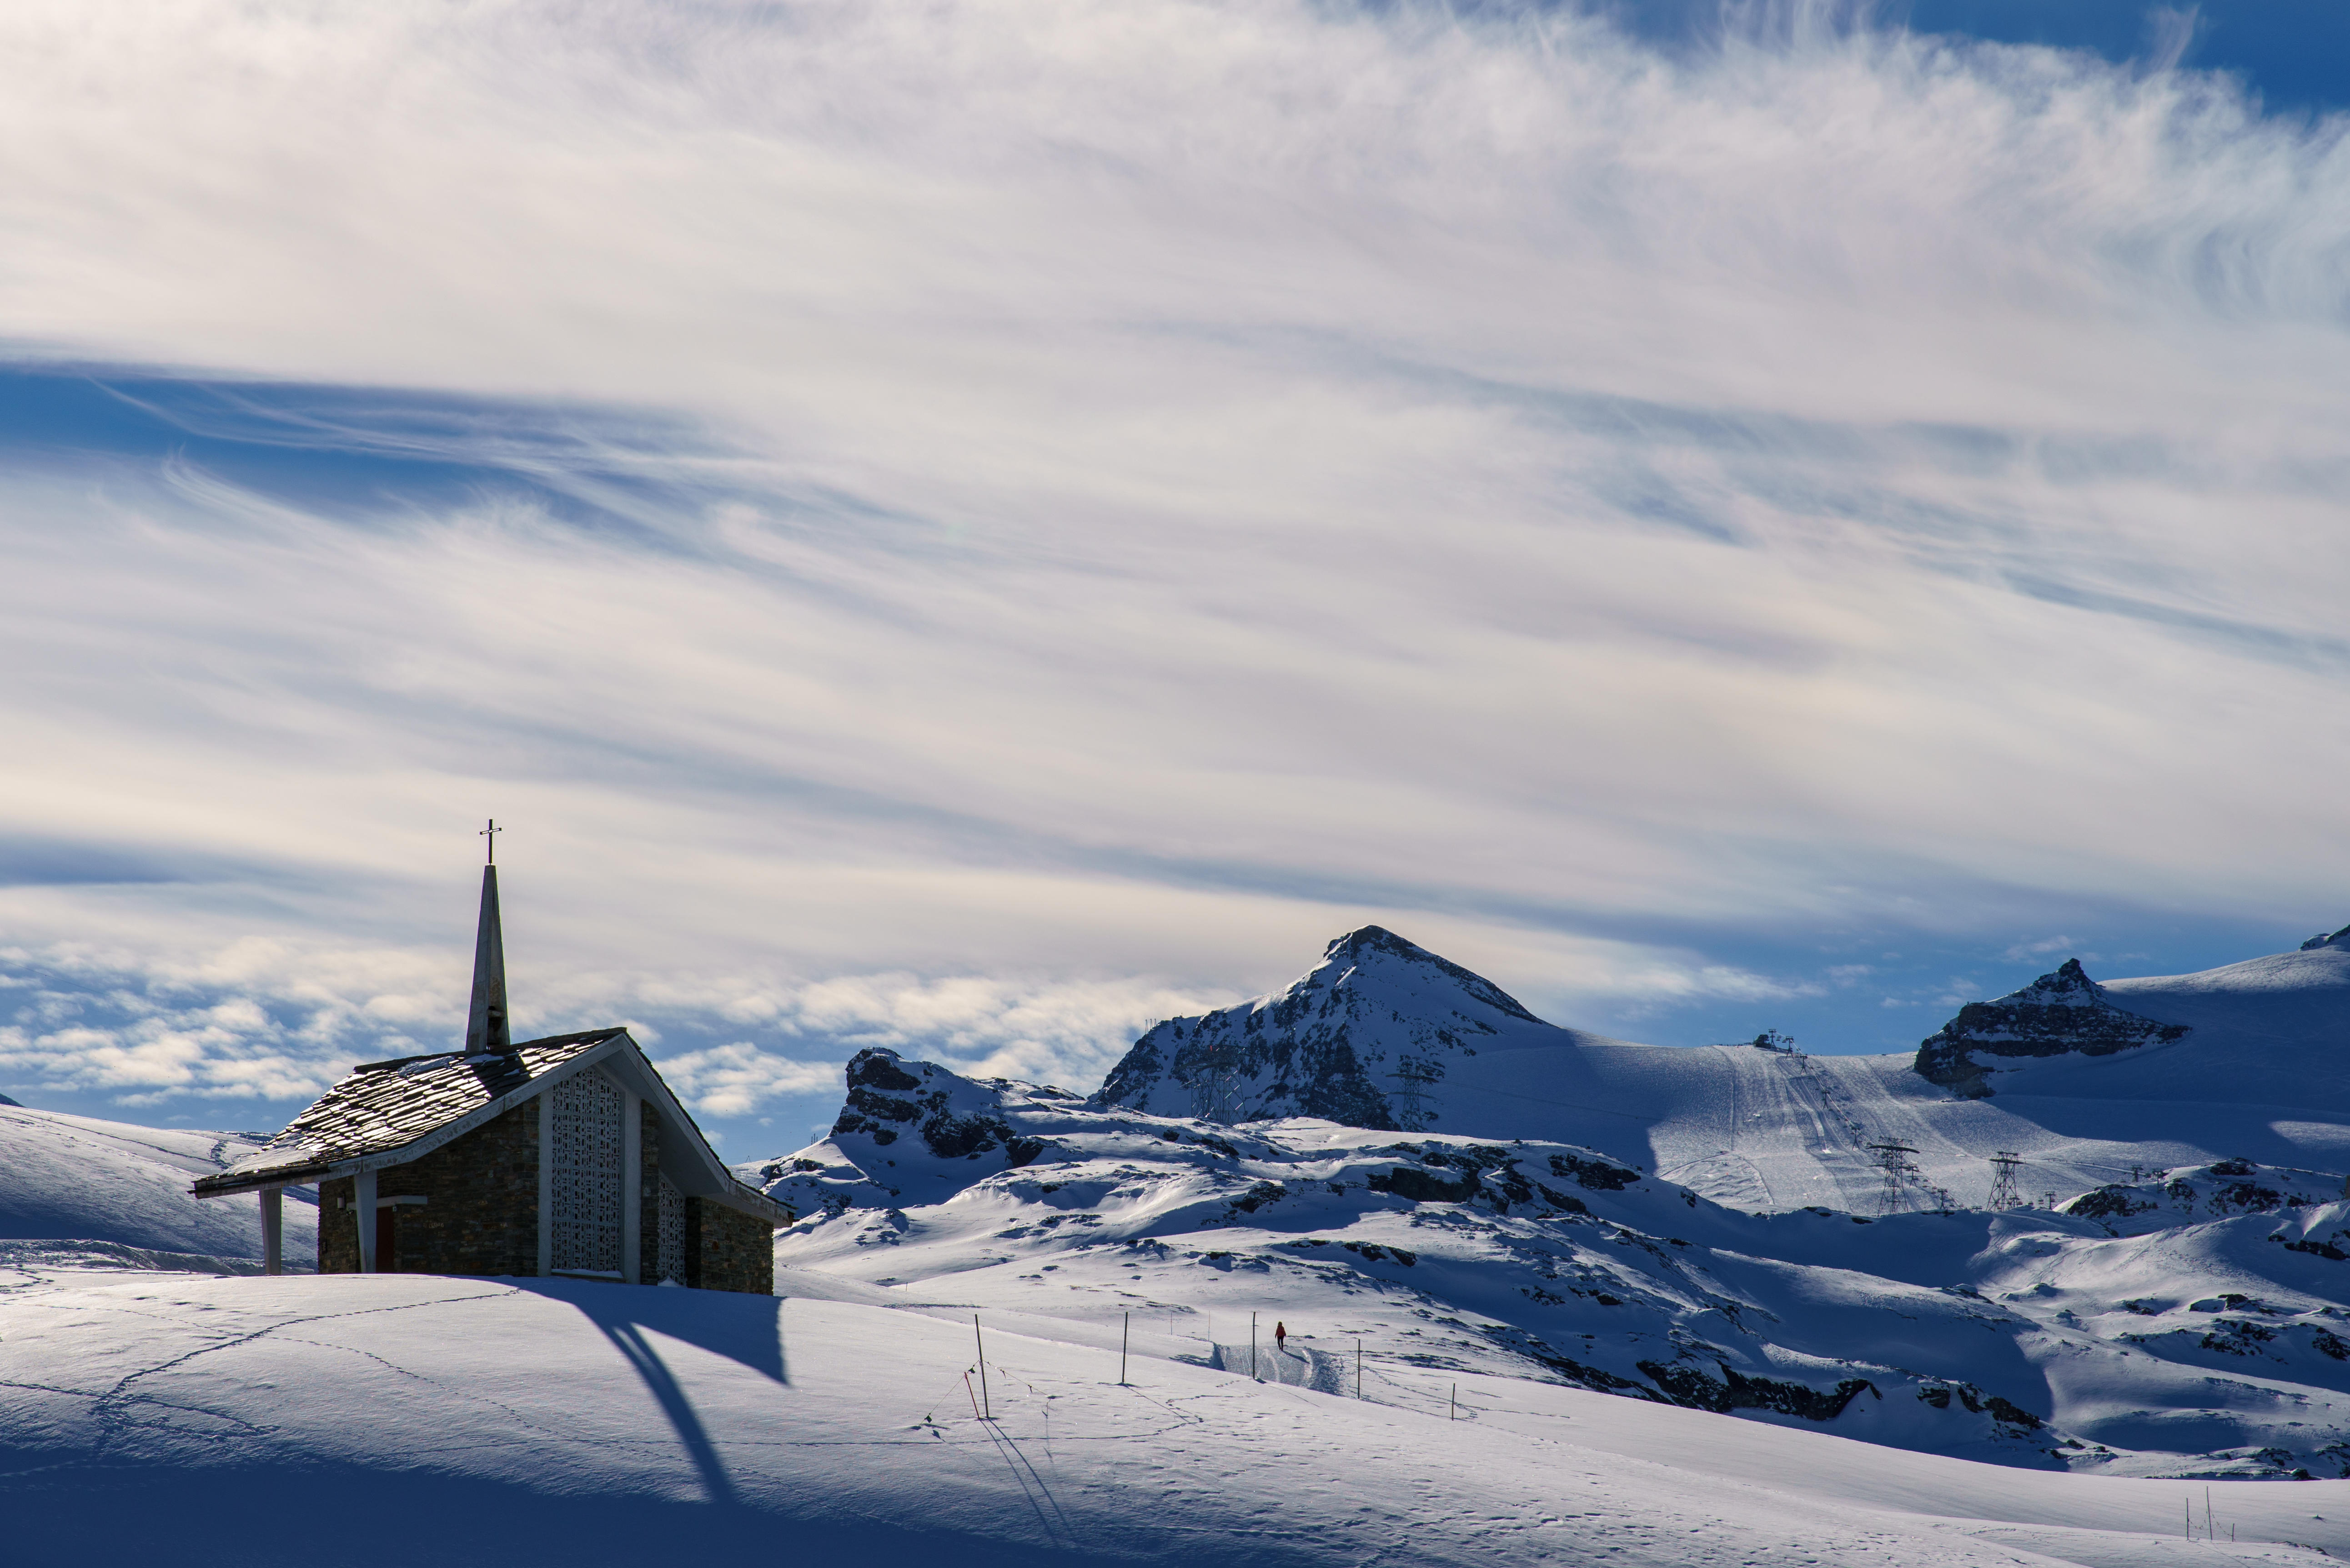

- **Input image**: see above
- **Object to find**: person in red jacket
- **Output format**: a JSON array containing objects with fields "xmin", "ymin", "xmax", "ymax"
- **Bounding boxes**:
[{"xmin": 1275, "ymin": 1321, "xmax": 1288, "ymax": 1355}]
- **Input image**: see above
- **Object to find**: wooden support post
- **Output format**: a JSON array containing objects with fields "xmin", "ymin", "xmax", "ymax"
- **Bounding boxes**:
[{"xmin": 260, "ymin": 1186, "xmax": 283, "ymax": 1276}]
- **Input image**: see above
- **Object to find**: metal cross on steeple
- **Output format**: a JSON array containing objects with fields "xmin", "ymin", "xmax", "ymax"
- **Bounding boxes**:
[{"xmin": 480, "ymin": 818, "xmax": 502, "ymax": 865}]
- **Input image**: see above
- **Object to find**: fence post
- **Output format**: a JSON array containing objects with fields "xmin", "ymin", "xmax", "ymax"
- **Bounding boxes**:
[{"xmin": 974, "ymin": 1315, "xmax": 991, "ymax": 1420}]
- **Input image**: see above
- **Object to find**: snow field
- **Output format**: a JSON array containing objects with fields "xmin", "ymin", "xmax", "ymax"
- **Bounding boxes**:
[
  {"xmin": 773, "ymin": 1045, "xmax": 2350, "ymax": 1477},
  {"xmin": 8, "ymin": 1265, "xmax": 2345, "ymax": 1567},
  {"xmin": 0, "ymin": 1102, "xmax": 317, "ymax": 1263}
]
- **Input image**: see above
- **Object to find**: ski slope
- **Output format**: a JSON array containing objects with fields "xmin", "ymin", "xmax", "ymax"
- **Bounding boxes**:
[
  {"xmin": 0, "ymin": 1101, "xmax": 317, "ymax": 1268},
  {"xmin": 1095, "ymin": 925, "xmax": 2350, "ymax": 1215},
  {"xmin": 5, "ymin": 1263, "xmax": 2347, "ymax": 1567}
]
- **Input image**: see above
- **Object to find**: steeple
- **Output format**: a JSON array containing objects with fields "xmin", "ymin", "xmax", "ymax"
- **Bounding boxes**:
[{"xmin": 464, "ymin": 822, "xmax": 510, "ymax": 1056}]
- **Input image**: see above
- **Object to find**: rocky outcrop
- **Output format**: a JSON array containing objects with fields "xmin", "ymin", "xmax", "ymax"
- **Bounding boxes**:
[
  {"xmin": 820, "ymin": 1048, "xmax": 1049, "ymax": 1187},
  {"xmin": 1094, "ymin": 925, "xmax": 1548, "ymax": 1128},
  {"xmin": 1638, "ymin": 1360, "xmax": 1880, "ymax": 1422},
  {"xmin": 1914, "ymin": 959, "xmax": 2189, "ymax": 1097}
]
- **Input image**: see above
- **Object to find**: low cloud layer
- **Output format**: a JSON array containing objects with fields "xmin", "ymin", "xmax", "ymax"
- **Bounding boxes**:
[{"xmin": 0, "ymin": 0, "xmax": 2344, "ymax": 1140}]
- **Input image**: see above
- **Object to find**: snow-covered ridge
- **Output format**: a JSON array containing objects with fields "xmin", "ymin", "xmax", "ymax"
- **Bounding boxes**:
[
  {"xmin": 0, "ymin": 1101, "xmax": 317, "ymax": 1266},
  {"xmin": 1086, "ymin": 925, "xmax": 2350, "ymax": 1218},
  {"xmin": 2061, "ymin": 1157, "xmax": 2348, "ymax": 1238},
  {"xmin": 758, "ymin": 1046, "xmax": 2350, "ymax": 1478}
]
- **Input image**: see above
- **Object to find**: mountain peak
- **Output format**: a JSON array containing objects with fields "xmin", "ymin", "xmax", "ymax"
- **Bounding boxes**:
[
  {"xmin": 1308, "ymin": 925, "xmax": 1545, "ymax": 1025},
  {"xmin": 2302, "ymin": 922, "xmax": 2350, "ymax": 951},
  {"xmin": 1914, "ymin": 959, "xmax": 2189, "ymax": 1097},
  {"xmin": 1321, "ymin": 924, "xmax": 1415, "ymax": 962},
  {"xmin": 1093, "ymin": 927, "xmax": 1555, "ymax": 1128}
]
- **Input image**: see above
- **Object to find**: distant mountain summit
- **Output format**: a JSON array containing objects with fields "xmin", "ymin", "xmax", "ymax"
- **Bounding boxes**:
[
  {"xmin": 1084, "ymin": 922, "xmax": 2350, "ymax": 1214},
  {"xmin": 1913, "ymin": 958, "xmax": 2190, "ymax": 1098},
  {"xmin": 1093, "ymin": 925, "xmax": 1549, "ymax": 1129},
  {"xmin": 2305, "ymin": 922, "xmax": 2350, "ymax": 951}
]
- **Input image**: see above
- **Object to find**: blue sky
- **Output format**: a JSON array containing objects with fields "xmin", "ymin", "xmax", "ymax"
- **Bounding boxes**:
[{"xmin": 1, "ymin": 0, "xmax": 2346, "ymax": 1157}]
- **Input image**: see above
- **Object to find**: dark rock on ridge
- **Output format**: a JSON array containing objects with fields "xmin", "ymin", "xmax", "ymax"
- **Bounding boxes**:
[
  {"xmin": 1914, "ymin": 959, "xmax": 2189, "ymax": 1097},
  {"xmin": 830, "ymin": 1047, "xmax": 1045, "ymax": 1168},
  {"xmin": 1637, "ymin": 1359, "xmax": 1881, "ymax": 1422},
  {"xmin": 1094, "ymin": 925, "xmax": 1542, "ymax": 1128}
]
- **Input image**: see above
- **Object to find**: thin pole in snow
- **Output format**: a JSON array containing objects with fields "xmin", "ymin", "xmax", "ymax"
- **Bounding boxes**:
[
  {"xmin": 2205, "ymin": 1487, "xmax": 2212, "ymax": 1541},
  {"xmin": 1355, "ymin": 1339, "xmax": 1362, "ymax": 1400},
  {"xmin": 1251, "ymin": 1312, "xmax": 1258, "ymax": 1381},
  {"xmin": 2184, "ymin": 1498, "xmax": 2190, "ymax": 1539},
  {"xmin": 964, "ymin": 1372, "xmax": 981, "ymax": 1420},
  {"xmin": 1451, "ymin": 1384, "xmax": 1457, "ymax": 1421},
  {"xmin": 974, "ymin": 1316, "xmax": 991, "ymax": 1420},
  {"xmin": 1120, "ymin": 1312, "xmax": 1130, "ymax": 1386}
]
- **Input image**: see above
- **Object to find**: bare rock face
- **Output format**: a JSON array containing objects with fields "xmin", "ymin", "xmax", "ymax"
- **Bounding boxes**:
[
  {"xmin": 1094, "ymin": 925, "xmax": 1543, "ymax": 1129},
  {"xmin": 1914, "ymin": 959, "xmax": 2189, "ymax": 1097}
]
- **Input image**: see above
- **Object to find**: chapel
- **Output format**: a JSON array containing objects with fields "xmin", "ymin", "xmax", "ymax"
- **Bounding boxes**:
[{"xmin": 192, "ymin": 849, "xmax": 790, "ymax": 1291}]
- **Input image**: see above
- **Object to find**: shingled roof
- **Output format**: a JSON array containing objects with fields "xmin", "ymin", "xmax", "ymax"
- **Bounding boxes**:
[
  {"xmin": 192, "ymin": 1027, "xmax": 788, "ymax": 1224},
  {"xmin": 195, "ymin": 1030, "xmax": 621, "ymax": 1195}
]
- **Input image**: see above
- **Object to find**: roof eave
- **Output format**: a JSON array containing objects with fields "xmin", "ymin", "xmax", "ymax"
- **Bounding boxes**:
[{"xmin": 190, "ymin": 1031, "xmax": 632, "ymax": 1201}]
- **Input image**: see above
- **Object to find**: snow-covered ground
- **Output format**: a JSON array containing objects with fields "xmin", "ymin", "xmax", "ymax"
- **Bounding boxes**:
[
  {"xmin": 9, "ymin": 924, "xmax": 2350, "ymax": 1562},
  {"xmin": 761, "ymin": 1049, "xmax": 2350, "ymax": 1481},
  {"xmin": 0, "ymin": 1101, "xmax": 316, "ymax": 1268},
  {"xmin": 6, "ymin": 1263, "xmax": 2347, "ymax": 1567}
]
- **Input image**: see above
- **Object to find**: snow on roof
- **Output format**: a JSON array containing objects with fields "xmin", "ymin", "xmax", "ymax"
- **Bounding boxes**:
[{"xmin": 192, "ymin": 1029, "xmax": 623, "ymax": 1195}]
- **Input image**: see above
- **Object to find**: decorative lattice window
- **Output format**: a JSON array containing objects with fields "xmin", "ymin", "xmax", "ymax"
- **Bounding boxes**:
[
  {"xmin": 550, "ymin": 1068, "xmax": 624, "ymax": 1275},
  {"xmin": 657, "ymin": 1171, "xmax": 686, "ymax": 1284}
]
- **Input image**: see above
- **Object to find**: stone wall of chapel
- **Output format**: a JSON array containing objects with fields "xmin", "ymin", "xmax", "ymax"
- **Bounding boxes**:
[
  {"xmin": 686, "ymin": 1195, "xmax": 776, "ymax": 1294},
  {"xmin": 309, "ymin": 1095, "xmax": 778, "ymax": 1288},
  {"xmin": 637, "ymin": 1113, "xmax": 663, "ymax": 1284},
  {"xmin": 315, "ymin": 1105, "xmax": 540, "ymax": 1277},
  {"xmin": 318, "ymin": 1176, "xmax": 359, "ymax": 1272}
]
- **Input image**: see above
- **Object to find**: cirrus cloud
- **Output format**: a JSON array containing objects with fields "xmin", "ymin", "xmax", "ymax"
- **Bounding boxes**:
[{"xmin": 0, "ymin": 0, "xmax": 2342, "ymax": 1144}]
